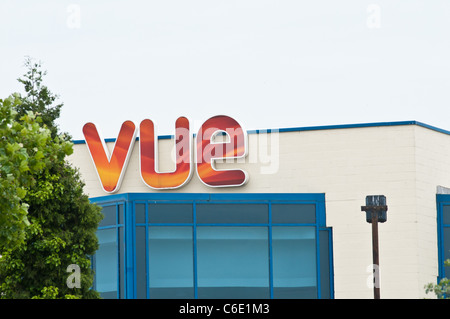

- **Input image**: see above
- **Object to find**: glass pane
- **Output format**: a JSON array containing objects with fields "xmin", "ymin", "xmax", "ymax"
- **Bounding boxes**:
[
  {"xmin": 319, "ymin": 229, "xmax": 331, "ymax": 299},
  {"xmin": 443, "ymin": 206, "xmax": 450, "ymax": 225},
  {"xmin": 135, "ymin": 203, "xmax": 146, "ymax": 224},
  {"xmin": 118, "ymin": 204, "xmax": 124, "ymax": 225},
  {"xmin": 99, "ymin": 205, "xmax": 116, "ymax": 227},
  {"xmin": 197, "ymin": 227, "xmax": 269, "ymax": 298},
  {"xmin": 272, "ymin": 204, "xmax": 316, "ymax": 224},
  {"xmin": 119, "ymin": 227, "xmax": 125, "ymax": 299},
  {"xmin": 149, "ymin": 204, "xmax": 193, "ymax": 224},
  {"xmin": 196, "ymin": 204, "xmax": 268, "ymax": 224},
  {"xmin": 148, "ymin": 227, "xmax": 194, "ymax": 299},
  {"xmin": 136, "ymin": 227, "xmax": 147, "ymax": 299},
  {"xmin": 444, "ymin": 227, "xmax": 450, "ymax": 279},
  {"xmin": 272, "ymin": 226, "xmax": 317, "ymax": 299},
  {"xmin": 96, "ymin": 228, "xmax": 118, "ymax": 299}
]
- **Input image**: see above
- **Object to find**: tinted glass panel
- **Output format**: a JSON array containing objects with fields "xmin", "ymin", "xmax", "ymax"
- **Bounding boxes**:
[
  {"xmin": 136, "ymin": 226, "xmax": 147, "ymax": 299},
  {"xmin": 272, "ymin": 204, "xmax": 316, "ymax": 224},
  {"xmin": 149, "ymin": 204, "xmax": 193, "ymax": 224},
  {"xmin": 118, "ymin": 204, "xmax": 124, "ymax": 225},
  {"xmin": 119, "ymin": 227, "xmax": 125, "ymax": 299},
  {"xmin": 148, "ymin": 227, "xmax": 194, "ymax": 298},
  {"xmin": 444, "ymin": 227, "xmax": 450, "ymax": 279},
  {"xmin": 196, "ymin": 204, "xmax": 268, "ymax": 224},
  {"xmin": 197, "ymin": 227, "xmax": 269, "ymax": 298},
  {"xmin": 96, "ymin": 228, "xmax": 117, "ymax": 299},
  {"xmin": 443, "ymin": 206, "xmax": 450, "ymax": 225},
  {"xmin": 135, "ymin": 203, "xmax": 146, "ymax": 224},
  {"xmin": 99, "ymin": 205, "xmax": 116, "ymax": 227},
  {"xmin": 319, "ymin": 229, "xmax": 331, "ymax": 299},
  {"xmin": 272, "ymin": 226, "xmax": 317, "ymax": 299}
]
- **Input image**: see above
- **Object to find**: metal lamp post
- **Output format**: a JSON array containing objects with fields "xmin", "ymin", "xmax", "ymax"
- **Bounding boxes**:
[{"xmin": 361, "ymin": 195, "xmax": 388, "ymax": 299}]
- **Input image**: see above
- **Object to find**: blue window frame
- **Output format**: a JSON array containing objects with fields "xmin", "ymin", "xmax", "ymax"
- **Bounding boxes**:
[
  {"xmin": 91, "ymin": 193, "xmax": 334, "ymax": 299},
  {"xmin": 436, "ymin": 194, "xmax": 450, "ymax": 282}
]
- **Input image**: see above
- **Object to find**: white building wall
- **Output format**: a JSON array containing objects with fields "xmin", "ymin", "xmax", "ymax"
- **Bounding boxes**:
[
  {"xmin": 413, "ymin": 126, "xmax": 450, "ymax": 298},
  {"xmin": 68, "ymin": 123, "xmax": 450, "ymax": 299}
]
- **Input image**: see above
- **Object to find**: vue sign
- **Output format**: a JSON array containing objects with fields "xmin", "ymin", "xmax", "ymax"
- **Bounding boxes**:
[{"xmin": 83, "ymin": 115, "xmax": 248, "ymax": 193}]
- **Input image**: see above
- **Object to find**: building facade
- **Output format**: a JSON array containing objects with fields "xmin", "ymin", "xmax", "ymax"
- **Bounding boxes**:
[{"xmin": 68, "ymin": 119, "xmax": 450, "ymax": 299}]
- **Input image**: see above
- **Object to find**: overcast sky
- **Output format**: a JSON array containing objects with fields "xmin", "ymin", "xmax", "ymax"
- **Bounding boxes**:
[{"xmin": 1, "ymin": 1, "xmax": 450, "ymax": 140}]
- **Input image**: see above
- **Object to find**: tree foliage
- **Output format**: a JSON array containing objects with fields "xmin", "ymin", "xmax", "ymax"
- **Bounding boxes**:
[
  {"xmin": 0, "ymin": 94, "xmax": 69, "ymax": 251},
  {"xmin": 0, "ymin": 58, "xmax": 103, "ymax": 299},
  {"xmin": 425, "ymin": 260, "xmax": 450, "ymax": 299},
  {"xmin": 16, "ymin": 57, "xmax": 65, "ymax": 139}
]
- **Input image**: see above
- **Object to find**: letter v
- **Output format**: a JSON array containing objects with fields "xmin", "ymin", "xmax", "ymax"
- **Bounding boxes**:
[{"xmin": 83, "ymin": 121, "xmax": 137, "ymax": 193}]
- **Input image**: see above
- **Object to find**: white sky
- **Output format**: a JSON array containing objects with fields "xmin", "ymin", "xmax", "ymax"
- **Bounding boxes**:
[{"xmin": 1, "ymin": 1, "xmax": 450, "ymax": 140}]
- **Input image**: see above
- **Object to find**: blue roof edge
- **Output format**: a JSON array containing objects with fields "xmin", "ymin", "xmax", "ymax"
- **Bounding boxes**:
[{"xmin": 71, "ymin": 120, "xmax": 450, "ymax": 144}]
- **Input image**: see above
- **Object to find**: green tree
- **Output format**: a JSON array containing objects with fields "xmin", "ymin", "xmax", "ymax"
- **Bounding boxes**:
[
  {"xmin": 425, "ymin": 260, "xmax": 450, "ymax": 299},
  {"xmin": 0, "ymin": 94, "xmax": 67, "ymax": 252},
  {"xmin": 0, "ymin": 59, "xmax": 103, "ymax": 299},
  {"xmin": 16, "ymin": 56, "xmax": 64, "ymax": 139}
]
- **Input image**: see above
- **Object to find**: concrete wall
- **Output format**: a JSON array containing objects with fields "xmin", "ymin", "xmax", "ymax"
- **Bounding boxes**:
[{"xmin": 68, "ymin": 123, "xmax": 450, "ymax": 298}]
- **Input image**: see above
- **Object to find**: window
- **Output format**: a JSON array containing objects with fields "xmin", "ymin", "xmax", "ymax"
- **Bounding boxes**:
[
  {"xmin": 437, "ymin": 195, "xmax": 450, "ymax": 281},
  {"xmin": 91, "ymin": 193, "xmax": 333, "ymax": 299},
  {"xmin": 272, "ymin": 226, "xmax": 316, "ymax": 298},
  {"xmin": 93, "ymin": 203, "xmax": 125, "ymax": 299},
  {"xmin": 197, "ymin": 226, "xmax": 270, "ymax": 298}
]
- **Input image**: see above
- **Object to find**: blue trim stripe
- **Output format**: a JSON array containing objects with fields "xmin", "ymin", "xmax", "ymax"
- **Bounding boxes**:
[
  {"xmin": 72, "ymin": 120, "xmax": 450, "ymax": 145},
  {"xmin": 91, "ymin": 192, "xmax": 325, "ymax": 203}
]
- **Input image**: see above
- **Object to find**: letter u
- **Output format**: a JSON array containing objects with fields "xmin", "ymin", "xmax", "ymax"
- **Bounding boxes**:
[{"xmin": 139, "ymin": 117, "xmax": 192, "ymax": 189}]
